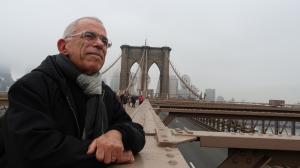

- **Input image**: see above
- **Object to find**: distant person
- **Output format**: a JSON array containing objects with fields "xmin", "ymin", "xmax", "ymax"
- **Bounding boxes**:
[
  {"xmin": 120, "ymin": 93, "xmax": 125, "ymax": 104},
  {"xmin": 138, "ymin": 95, "xmax": 145, "ymax": 105},
  {"xmin": 1, "ymin": 17, "xmax": 145, "ymax": 168},
  {"xmin": 131, "ymin": 96, "xmax": 136, "ymax": 107},
  {"xmin": 120, "ymin": 93, "xmax": 128, "ymax": 107}
]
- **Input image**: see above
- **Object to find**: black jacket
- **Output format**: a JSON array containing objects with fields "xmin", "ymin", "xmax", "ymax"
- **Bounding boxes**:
[{"xmin": 1, "ymin": 55, "xmax": 145, "ymax": 168}]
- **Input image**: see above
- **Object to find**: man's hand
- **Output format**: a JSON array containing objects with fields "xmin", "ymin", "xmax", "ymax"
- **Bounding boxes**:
[
  {"xmin": 86, "ymin": 130, "xmax": 134, "ymax": 164},
  {"xmin": 87, "ymin": 130, "xmax": 124, "ymax": 164},
  {"xmin": 115, "ymin": 150, "xmax": 134, "ymax": 164}
]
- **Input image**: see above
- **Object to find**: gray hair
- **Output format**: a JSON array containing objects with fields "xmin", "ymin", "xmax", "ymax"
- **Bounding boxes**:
[{"xmin": 63, "ymin": 17, "xmax": 103, "ymax": 38}]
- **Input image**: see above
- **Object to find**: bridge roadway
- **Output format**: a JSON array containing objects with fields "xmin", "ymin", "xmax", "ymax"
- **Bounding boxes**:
[
  {"xmin": 116, "ymin": 100, "xmax": 300, "ymax": 167},
  {"xmin": 151, "ymin": 98, "xmax": 300, "ymax": 136},
  {"xmin": 127, "ymin": 105, "xmax": 227, "ymax": 168},
  {"xmin": 169, "ymin": 117, "xmax": 227, "ymax": 168},
  {"xmin": 150, "ymin": 98, "xmax": 300, "ymax": 113},
  {"xmin": 126, "ymin": 99, "xmax": 300, "ymax": 167}
]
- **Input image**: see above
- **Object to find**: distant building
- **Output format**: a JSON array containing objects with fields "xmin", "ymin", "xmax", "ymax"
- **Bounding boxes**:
[
  {"xmin": 229, "ymin": 97, "xmax": 235, "ymax": 102},
  {"xmin": 169, "ymin": 75, "xmax": 178, "ymax": 98},
  {"xmin": 155, "ymin": 77, "xmax": 160, "ymax": 97},
  {"xmin": 204, "ymin": 89, "xmax": 215, "ymax": 101},
  {"xmin": 0, "ymin": 66, "xmax": 14, "ymax": 91},
  {"xmin": 269, "ymin": 100, "xmax": 285, "ymax": 106},
  {"xmin": 190, "ymin": 84, "xmax": 199, "ymax": 99},
  {"xmin": 128, "ymin": 72, "xmax": 143, "ymax": 95},
  {"xmin": 147, "ymin": 89, "xmax": 154, "ymax": 98},
  {"xmin": 292, "ymin": 104, "xmax": 300, "ymax": 109},
  {"xmin": 216, "ymin": 96, "xmax": 225, "ymax": 102},
  {"xmin": 109, "ymin": 69, "xmax": 120, "ymax": 92},
  {"xmin": 178, "ymin": 74, "xmax": 191, "ymax": 98}
]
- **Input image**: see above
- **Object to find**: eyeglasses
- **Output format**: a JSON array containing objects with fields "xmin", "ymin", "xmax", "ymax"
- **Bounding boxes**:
[{"xmin": 65, "ymin": 31, "xmax": 112, "ymax": 48}]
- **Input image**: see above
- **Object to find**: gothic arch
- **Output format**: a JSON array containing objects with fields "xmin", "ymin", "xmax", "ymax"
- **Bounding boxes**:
[{"xmin": 119, "ymin": 45, "xmax": 171, "ymax": 98}]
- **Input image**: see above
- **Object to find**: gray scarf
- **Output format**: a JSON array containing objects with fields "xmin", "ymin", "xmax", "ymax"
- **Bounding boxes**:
[{"xmin": 55, "ymin": 54, "xmax": 108, "ymax": 140}]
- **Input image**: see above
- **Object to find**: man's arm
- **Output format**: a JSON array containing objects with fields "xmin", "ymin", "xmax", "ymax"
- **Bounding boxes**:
[
  {"xmin": 3, "ymin": 76, "xmax": 104, "ymax": 168},
  {"xmin": 103, "ymin": 84, "xmax": 145, "ymax": 154}
]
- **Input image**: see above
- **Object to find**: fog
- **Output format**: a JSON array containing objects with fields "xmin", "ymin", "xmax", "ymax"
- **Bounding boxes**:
[{"xmin": 0, "ymin": 0, "xmax": 299, "ymax": 103}]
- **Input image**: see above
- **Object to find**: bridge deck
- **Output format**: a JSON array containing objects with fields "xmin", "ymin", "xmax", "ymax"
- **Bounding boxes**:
[
  {"xmin": 124, "ymin": 99, "xmax": 300, "ymax": 167},
  {"xmin": 110, "ymin": 101, "xmax": 190, "ymax": 168},
  {"xmin": 2, "ymin": 95, "xmax": 300, "ymax": 167},
  {"xmin": 150, "ymin": 99, "xmax": 300, "ymax": 113}
]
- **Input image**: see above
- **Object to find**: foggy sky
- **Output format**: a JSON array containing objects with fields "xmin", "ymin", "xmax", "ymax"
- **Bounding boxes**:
[{"xmin": 0, "ymin": 0, "xmax": 299, "ymax": 103}]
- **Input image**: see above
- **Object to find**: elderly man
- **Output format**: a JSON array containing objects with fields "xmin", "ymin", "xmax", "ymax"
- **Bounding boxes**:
[{"xmin": 1, "ymin": 17, "xmax": 145, "ymax": 168}]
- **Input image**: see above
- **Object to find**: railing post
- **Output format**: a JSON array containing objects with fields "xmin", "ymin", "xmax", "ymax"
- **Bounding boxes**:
[
  {"xmin": 291, "ymin": 121, "xmax": 296, "ymax": 136},
  {"xmin": 261, "ymin": 120, "xmax": 266, "ymax": 134},
  {"xmin": 275, "ymin": 120, "xmax": 279, "ymax": 135}
]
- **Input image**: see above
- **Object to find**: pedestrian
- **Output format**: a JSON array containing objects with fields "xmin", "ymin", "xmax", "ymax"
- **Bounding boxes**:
[
  {"xmin": 131, "ymin": 96, "xmax": 136, "ymax": 107},
  {"xmin": 138, "ymin": 95, "xmax": 145, "ymax": 105},
  {"xmin": 1, "ymin": 16, "xmax": 145, "ymax": 168}
]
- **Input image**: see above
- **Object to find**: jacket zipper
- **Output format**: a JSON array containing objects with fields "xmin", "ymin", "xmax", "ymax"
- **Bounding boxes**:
[{"xmin": 66, "ymin": 96, "xmax": 81, "ymax": 137}]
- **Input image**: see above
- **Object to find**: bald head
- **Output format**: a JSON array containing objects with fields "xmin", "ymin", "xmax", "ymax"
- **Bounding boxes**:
[{"xmin": 63, "ymin": 17, "xmax": 103, "ymax": 38}]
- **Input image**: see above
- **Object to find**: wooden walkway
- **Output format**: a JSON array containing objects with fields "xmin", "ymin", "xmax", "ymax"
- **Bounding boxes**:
[{"xmin": 110, "ymin": 101, "xmax": 190, "ymax": 168}]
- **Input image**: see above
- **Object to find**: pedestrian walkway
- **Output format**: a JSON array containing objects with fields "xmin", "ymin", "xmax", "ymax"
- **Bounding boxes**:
[{"xmin": 124, "ymin": 104, "xmax": 136, "ymax": 116}]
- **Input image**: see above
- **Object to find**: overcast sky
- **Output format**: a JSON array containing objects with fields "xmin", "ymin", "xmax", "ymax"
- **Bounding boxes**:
[{"xmin": 0, "ymin": 0, "xmax": 299, "ymax": 103}]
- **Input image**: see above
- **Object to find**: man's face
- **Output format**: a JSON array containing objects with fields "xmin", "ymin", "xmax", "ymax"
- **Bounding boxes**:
[{"xmin": 60, "ymin": 19, "xmax": 109, "ymax": 74}]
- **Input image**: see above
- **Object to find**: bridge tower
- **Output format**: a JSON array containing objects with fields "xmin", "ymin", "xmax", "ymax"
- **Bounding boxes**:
[{"xmin": 119, "ymin": 45, "xmax": 171, "ymax": 98}]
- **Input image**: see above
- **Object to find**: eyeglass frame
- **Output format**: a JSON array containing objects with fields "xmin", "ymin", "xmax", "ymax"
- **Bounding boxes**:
[{"xmin": 64, "ymin": 31, "xmax": 112, "ymax": 48}]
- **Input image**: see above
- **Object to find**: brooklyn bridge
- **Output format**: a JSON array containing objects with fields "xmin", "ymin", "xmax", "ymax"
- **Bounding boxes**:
[{"xmin": 1, "ymin": 45, "xmax": 300, "ymax": 168}]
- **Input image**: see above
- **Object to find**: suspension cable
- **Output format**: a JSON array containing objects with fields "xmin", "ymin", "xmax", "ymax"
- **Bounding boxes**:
[
  {"xmin": 101, "ymin": 54, "xmax": 122, "ymax": 75},
  {"xmin": 169, "ymin": 57, "xmax": 202, "ymax": 99},
  {"xmin": 125, "ymin": 48, "xmax": 146, "ymax": 92}
]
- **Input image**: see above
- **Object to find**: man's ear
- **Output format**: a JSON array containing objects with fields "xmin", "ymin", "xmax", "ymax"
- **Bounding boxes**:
[{"xmin": 57, "ymin": 39, "xmax": 69, "ymax": 55}]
